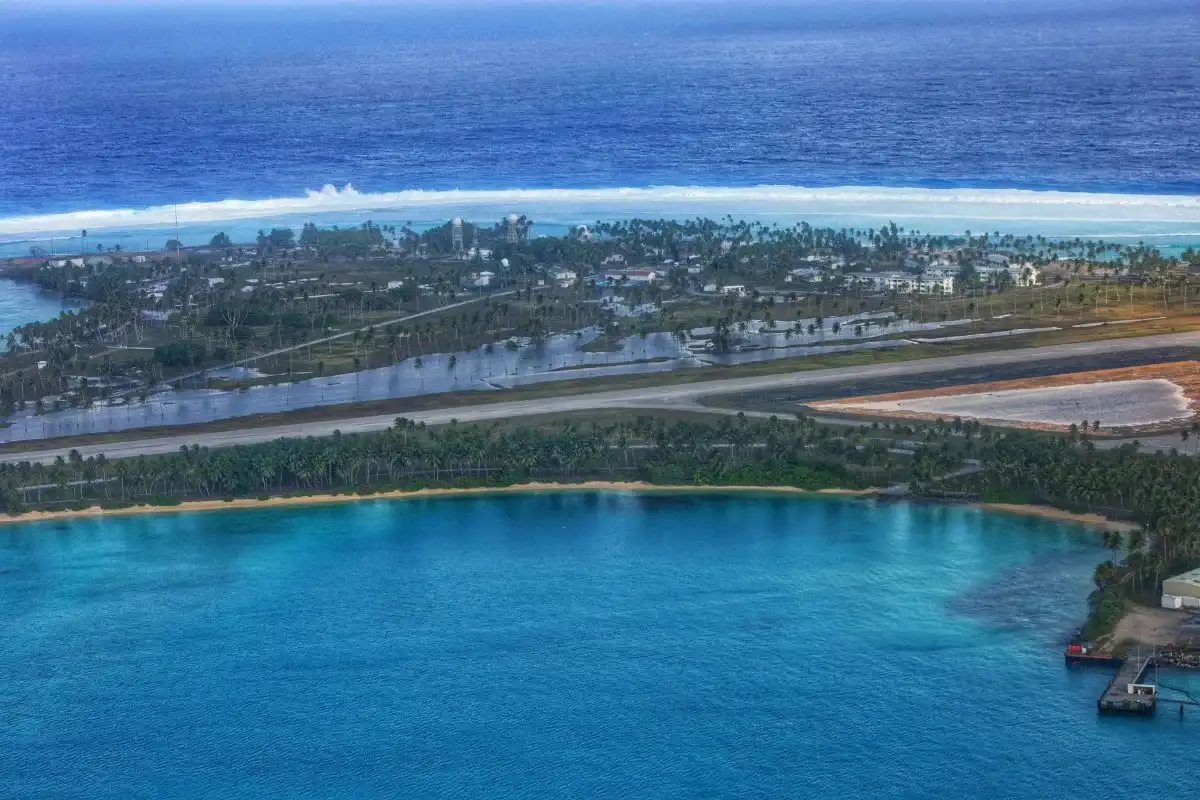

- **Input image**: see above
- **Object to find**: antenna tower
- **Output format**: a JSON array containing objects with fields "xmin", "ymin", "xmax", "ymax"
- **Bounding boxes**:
[{"xmin": 451, "ymin": 217, "xmax": 464, "ymax": 258}]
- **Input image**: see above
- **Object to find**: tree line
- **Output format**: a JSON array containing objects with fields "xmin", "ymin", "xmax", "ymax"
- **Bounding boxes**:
[
  {"xmin": 0, "ymin": 414, "xmax": 971, "ymax": 515},
  {"xmin": 951, "ymin": 430, "xmax": 1200, "ymax": 639}
]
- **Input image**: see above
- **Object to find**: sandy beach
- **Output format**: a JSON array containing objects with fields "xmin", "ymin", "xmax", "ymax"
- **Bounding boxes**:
[
  {"xmin": 0, "ymin": 482, "xmax": 1135, "ymax": 531},
  {"xmin": 0, "ymin": 482, "xmax": 876, "ymax": 526},
  {"xmin": 979, "ymin": 502, "xmax": 1139, "ymax": 531}
]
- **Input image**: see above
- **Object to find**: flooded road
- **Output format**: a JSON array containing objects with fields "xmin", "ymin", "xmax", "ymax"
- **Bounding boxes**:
[{"xmin": 0, "ymin": 312, "xmax": 970, "ymax": 443}]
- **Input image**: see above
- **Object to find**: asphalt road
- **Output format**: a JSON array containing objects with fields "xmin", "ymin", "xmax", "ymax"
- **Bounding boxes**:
[{"xmin": 4, "ymin": 331, "xmax": 1199, "ymax": 465}]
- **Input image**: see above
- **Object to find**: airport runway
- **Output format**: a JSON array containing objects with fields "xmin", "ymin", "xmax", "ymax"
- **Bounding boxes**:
[{"xmin": 3, "ymin": 331, "xmax": 1198, "ymax": 465}]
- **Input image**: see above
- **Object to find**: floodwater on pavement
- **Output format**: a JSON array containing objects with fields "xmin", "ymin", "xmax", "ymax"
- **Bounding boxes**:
[{"xmin": 0, "ymin": 312, "xmax": 970, "ymax": 443}]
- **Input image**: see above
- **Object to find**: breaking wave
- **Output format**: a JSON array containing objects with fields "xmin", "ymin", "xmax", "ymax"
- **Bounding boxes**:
[{"xmin": 2, "ymin": 183, "xmax": 1199, "ymax": 236}]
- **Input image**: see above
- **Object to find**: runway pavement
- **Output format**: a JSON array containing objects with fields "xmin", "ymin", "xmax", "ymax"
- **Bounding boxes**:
[{"xmin": 3, "ymin": 331, "xmax": 1198, "ymax": 465}]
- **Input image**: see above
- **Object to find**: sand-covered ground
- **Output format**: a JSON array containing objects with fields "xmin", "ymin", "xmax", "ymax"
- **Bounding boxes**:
[
  {"xmin": 1111, "ymin": 605, "xmax": 1184, "ymax": 648},
  {"xmin": 981, "ymin": 503, "xmax": 1138, "ymax": 532},
  {"xmin": 812, "ymin": 361, "xmax": 1200, "ymax": 430},
  {"xmin": 0, "ymin": 482, "xmax": 873, "ymax": 526},
  {"xmin": 827, "ymin": 379, "xmax": 1187, "ymax": 427}
]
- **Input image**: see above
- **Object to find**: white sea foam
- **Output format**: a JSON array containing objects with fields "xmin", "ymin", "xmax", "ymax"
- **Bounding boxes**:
[{"xmin": 3, "ymin": 184, "xmax": 1199, "ymax": 237}]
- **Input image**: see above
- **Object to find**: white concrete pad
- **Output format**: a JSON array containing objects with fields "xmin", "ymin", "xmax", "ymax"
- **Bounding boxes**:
[{"xmin": 835, "ymin": 379, "xmax": 1191, "ymax": 427}]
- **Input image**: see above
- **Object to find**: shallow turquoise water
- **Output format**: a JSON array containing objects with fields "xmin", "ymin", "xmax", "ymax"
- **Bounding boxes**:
[
  {"xmin": 0, "ymin": 493, "xmax": 1192, "ymax": 798},
  {"xmin": 0, "ymin": 279, "xmax": 84, "ymax": 342}
]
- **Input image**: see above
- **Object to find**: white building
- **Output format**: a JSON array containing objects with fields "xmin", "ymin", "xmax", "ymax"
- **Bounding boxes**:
[
  {"xmin": 785, "ymin": 267, "xmax": 824, "ymax": 283},
  {"xmin": 847, "ymin": 271, "xmax": 954, "ymax": 294},
  {"xmin": 1163, "ymin": 567, "xmax": 1200, "ymax": 609},
  {"xmin": 470, "ymin": 270, "xmax": 496, "ymax": 288},
  {"xmin": 702, "ymin": 283, "xmax": 747, "ymax": 296},
  {"xmin": 553, "ymin": 269, "xmax": 577, "ymax": 282},
  {"xmin": 605, "ymin": 268, "xmax": 658, "ymax": 284},
  {"xmin": 976, "ymin": 262, "xmax": 1040, "ymax": 287},
  {"xmin": 922, "ymin": 266, "xmax": 959, "ymax": 280},
  {"xmin": 918, "ymin": 275, "xmax": 956, "ymax": 294},
  {"xmin": 845, "ymin": 272, "xmax": 889, "ymax": 291}
]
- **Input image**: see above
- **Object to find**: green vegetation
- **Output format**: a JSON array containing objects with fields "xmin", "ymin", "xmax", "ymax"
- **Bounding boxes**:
[
  {"xmin": 298, "ymin": 221, "xmax": 385, "ymax": 257},
  {"xmin": 1083, "ymin": 587, "xmax": 1129, "ymax": 641},
  {"xmin": 945, "ymin": 430, "xmax": 1200, "ymax": 640},
  {"xmin": 0, "ymin": 414, "xmax": 967, "ymax": 515},
  {"xmin": 3, "ymin": 215, "xmax": 1199, "ymax": 423}
]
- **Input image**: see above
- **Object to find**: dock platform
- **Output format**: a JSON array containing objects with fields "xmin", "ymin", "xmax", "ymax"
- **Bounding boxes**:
[{"xmin": 1098, "ymin": 651, "xmax": 1157, "ymax": 714}]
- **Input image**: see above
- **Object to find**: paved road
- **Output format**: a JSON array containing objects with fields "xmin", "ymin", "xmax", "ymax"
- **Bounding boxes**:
[{"xmin": 4, "ymin": 331, "xmax": 1199, "ymax": 465}]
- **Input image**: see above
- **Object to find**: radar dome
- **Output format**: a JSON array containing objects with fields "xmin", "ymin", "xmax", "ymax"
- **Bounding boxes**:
[
  {"xmin": 452, "ymin": 217, "xmax": 462, "ymax": 225},
  {"xmin": 508, "ymin": 214, "xmax": 519, "ymax": 223}
]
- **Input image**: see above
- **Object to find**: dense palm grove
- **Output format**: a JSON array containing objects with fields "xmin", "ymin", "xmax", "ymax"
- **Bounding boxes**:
[
  {"xmin": 0, "ymin": 415, "xmax": 970, "ymax": 514},
  {"xmin": 957, "ymin": 431, "xmax": 1200, "ymax": 638}
]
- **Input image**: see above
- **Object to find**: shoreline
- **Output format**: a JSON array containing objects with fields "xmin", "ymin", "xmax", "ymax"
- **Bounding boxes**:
[
  {"xmin": 0, "ymin": 483, "xmax": 871, "ymax": 525},
  {"xmin": 0, "ymin": 482, "xmax": 1131, "ymax": 531},
  {"xmin": 978, "ymin": 502, "xmax": 1138, "ymax": 532},
  {"xmin": 0, "ymin": 483, "xmax": 867, "ymax": 525}
]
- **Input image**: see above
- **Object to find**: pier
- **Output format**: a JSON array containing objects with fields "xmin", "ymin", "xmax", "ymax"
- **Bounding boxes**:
[
  {"xmin": 1097, "ymin": 650, "xmax": 1157, "ymax": 714},
  {"xmin": 1068, "ymin": 643, "xmax": 1200, "ymax": 715}
]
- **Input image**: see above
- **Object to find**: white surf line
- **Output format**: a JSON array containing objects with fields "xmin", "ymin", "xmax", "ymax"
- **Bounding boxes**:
[{"xmin": 4, "ymin": 184, "xmax": 1200, "ymax": 235}]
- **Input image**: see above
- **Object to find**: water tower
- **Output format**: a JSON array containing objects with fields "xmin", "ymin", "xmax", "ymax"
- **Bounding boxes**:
[
  {"xmin": 507, "ymin": 214, "xmax": 520, "ymax": 244},
  {"xmin": 451, "ymin": 217, "xmax": 464, "ymax": 257}
]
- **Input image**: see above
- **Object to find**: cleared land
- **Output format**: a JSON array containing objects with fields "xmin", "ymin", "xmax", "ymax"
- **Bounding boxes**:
[
  {"xmin": 811, "ymin": 361, "xmax": 1200, "ymax": 431},
  {"xmin": 1110, "ymin": 606, "xmax": 1186, "ymax": 649}
]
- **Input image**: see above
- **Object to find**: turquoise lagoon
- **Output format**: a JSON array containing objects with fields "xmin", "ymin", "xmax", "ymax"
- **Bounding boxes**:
[{"xmin": 1, "ymin": 492, "xmax": 1194, "ymax": 798}]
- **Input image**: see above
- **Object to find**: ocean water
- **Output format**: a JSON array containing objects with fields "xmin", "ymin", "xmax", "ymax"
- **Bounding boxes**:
[
  {"xmin": 0, "ymin": 0, "xmax": 1198, "ymax": 253},
  {"xmin": 1, "ymin": 492, "xmax": 1194, "ymax": 798}
]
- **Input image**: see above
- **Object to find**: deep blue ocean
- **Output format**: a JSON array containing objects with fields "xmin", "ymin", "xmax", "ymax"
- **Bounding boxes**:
[
  {"xmin": 0, "ymin": 0, "xmax": 1198, "ymax": 253},
  {"xmin": 2, "ymin": 493, "xmax": 1196, "ymax": 798}
]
